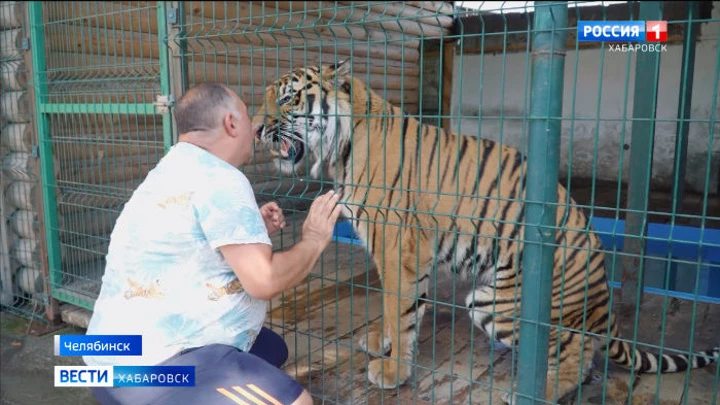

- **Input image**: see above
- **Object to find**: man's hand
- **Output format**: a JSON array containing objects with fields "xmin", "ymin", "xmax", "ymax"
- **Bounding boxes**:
[
  {"xmin": 260, "ymin": 201, "xmax": 286, "ymax": 235},
  {"xmin": 301, "ymin": 190, "xmax": 343, "ymax": 249}
]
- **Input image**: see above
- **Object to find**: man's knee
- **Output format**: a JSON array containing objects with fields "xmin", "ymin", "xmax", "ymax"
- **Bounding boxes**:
[
  {"xmin": 290, "ymin": 389, "xmax": 313, "ymax": 405},
  {"xmin": 251, "ymin": 327, "xmax": 289, "ymax": 368}
]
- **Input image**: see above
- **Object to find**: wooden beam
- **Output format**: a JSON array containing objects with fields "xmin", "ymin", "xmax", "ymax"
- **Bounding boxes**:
[
  {"xmin": 336, "ymin": 1, "xmax": 455, "ymax": 28},
  {"xmin": 107, "ymin": 1, "xmax": 426, "ymax": 48},
  {"xmin": 440, "ymin": 39, "xmax": 454, "ymax": 131},
  {"xmin": 0, "ymin": 59, "xmax": 27, "ymax": 91},
  {"xmin": 0, "ymin": 1, "xmax": 24, "ymax": 30},
  {"xmin": 404, "ymin": 1, "xmax": 455, "ymax": 15},
  {"xmin": 43, "ymin": 23, "xmax": 419, "ymax": 70},
  {"xmin": 22, "ymin": 1, "xmax": 62, "ymax": 324},
  {"xmin": 255, "ymin": 1, "xmax": 449, "ymax": 38}
]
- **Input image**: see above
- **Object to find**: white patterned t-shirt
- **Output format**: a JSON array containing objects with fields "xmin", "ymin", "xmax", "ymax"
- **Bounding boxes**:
[{"xmin": 83, "ymin": 142, "xmax": 272, "ymax": 367}]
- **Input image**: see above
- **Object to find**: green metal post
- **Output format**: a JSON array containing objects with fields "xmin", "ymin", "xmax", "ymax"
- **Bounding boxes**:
[
  {"xmin": 165, "ymin": 1, "xmax": 188, "ymax": 146},
  {"xmin": 156, "ymin": 1, "xmax": 174, "ymax": 153},
  {"xmin": 620, "ymin": 1, "xmax": 663, "ymax": 306},
  {"xmin": 27, "ymin": 1, "xmax": 64, "ymax": 296},
  {"xmin": 671, "ymin": 2, "xmax": 699, "ymax": 215},
  {"xmin": 515, "ymin": 2, "xmax": 567, "ymax": 404}
]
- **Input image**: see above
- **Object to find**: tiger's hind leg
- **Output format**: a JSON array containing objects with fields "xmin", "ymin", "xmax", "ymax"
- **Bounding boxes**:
[
  {"xmin": 501, "ymin": 330, "xmax": 597, "ymax": 405},
  {"xmin": 465, "ymin": 287, "xmax": 596, "ymax": 404}
]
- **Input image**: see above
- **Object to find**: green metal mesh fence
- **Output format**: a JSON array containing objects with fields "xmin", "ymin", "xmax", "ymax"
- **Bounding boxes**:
[
  {"xmin": 24, "ymin": 1, "xmax": 173, "ymax": 312},
  {"xmin": 9, "ymin": 0, "xmax": 720, "ymax": 404},
  {"xmin": 0, "ymin": 0, "xmax": 53, "ymax": 325}
]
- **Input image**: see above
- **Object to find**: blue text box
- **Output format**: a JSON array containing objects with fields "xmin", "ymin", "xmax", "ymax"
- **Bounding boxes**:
[
  {"xmin": 54, "ymin": 335, "xmax": 142, "ymax": 356},
  {"xmin": 113, "ymin": 366, "xmax": 195, "ymax": 387},
  {"xmin": 577, "ymin": 21, "xmax": 646, "ymax": 42}
]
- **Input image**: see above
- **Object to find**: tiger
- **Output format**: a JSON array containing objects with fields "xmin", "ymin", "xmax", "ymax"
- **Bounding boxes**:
[{"xmin": 251, "ymin": 59, "xmax": 719, "ymax": 404}]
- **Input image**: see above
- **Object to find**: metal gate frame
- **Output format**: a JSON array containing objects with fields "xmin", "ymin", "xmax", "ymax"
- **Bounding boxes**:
[{"xmin": 27, "ymin": 1, "xmax": 175, "ymax": 311}]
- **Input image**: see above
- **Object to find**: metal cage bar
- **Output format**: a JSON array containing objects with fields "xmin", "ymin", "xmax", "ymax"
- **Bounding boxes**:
[
  {"xmin": 25, "ymin": 1, "xmax": 175, "ymax": 310},
  {"xmin": 515, "ymin": 2, "xmax": 568, "ymax": 404},
  {"xmin": 27, "ymin": 0, "xmax": 63, "ymax": 308},
  {"xmin": 620, "ymin": 1, "xmax": 663, "ymax": 307}
]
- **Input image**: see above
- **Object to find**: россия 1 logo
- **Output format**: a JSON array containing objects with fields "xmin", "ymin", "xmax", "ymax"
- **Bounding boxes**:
[{"xmin": 577, "ymin": 20, "xmax": 667, "ymax": 43}]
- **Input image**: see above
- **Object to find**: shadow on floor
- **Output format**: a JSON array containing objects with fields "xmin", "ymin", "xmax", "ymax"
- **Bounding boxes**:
[{"xmin": 0, "ymin": 311, "xmax": 99, "ymax": 405}]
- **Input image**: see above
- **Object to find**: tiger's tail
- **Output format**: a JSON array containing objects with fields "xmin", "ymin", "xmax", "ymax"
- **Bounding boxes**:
[{"xmin": 603, "ymin": 314, "xmax": 719, "ymax": 374}]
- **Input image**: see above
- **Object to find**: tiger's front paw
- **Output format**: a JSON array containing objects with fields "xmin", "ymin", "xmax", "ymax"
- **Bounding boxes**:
[
  {"xmin": 367, "ymin": 358, "xmax": 411, "ymax": 389},
  {"xmin": 357, "ymin": 323, "xmax": 391, "ymax": 356}
]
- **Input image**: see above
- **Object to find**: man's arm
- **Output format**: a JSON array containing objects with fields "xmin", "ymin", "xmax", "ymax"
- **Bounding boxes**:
[
  {"xmin": 219, "ymin": 239, "xmax": 323, "ymax": 300},
  {"xmin": 218, "ymin": 190, "xmax": 342, "ymax": 300}
]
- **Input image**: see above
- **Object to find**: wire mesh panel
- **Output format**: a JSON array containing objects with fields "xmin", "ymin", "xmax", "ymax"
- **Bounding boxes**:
[
  {"xmin": 0, "ymin": 0, "xmax": 53, "ymax": 324},
  {"xmin": 26, "ymin": 1, "xmax": 173, "ymax": 311},
  {"xmin": 236, "ymin": 1, "xmax": 719, "ymax": 404}
]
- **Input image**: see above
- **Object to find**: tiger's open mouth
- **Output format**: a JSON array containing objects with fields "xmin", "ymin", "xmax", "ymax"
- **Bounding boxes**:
[{"xmin": 277, "ymin": 136, "xmax": 305, "ymax": 164}]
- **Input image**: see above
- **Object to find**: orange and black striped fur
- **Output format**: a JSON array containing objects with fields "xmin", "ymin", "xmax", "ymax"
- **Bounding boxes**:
[{"xmin": 252, "ymin": 60, "xmax": 719, "ymax": 403}]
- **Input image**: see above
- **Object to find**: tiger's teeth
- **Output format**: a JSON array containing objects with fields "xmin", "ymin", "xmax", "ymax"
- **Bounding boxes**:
[{"xmin": 279, "ymin": 139, "xmax": 291, "ymax": 158}]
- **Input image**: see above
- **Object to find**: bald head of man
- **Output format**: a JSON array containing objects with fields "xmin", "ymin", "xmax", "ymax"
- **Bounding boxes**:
[{"xmin": 174, "ymin": 82, "xmax": 255, "ymax": 167}]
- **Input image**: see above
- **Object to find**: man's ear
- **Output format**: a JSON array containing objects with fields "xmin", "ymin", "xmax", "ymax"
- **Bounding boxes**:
[{"xmin": 223, "ymin": 111, "xmax": 238, "ymax": 137}]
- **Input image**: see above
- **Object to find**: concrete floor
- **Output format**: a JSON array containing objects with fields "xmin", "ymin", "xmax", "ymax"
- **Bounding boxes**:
[{"xmin": 0, "ymin": 311, "xmax": 99, "ymax": 405}]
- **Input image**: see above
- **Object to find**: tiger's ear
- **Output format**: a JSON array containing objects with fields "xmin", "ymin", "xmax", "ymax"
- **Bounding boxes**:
[
  {"xmin": 260, "ymin": 83, "xmax": 278, "ymax": 112},
  {"xmin": 265, "ymin": 83, "xmax": 277, "ymax": 100},
  {"xmin": 327, "ymin": 59, "xmax": 351, "ymax": 88},
  {"xmin": 329, "ymin": 59, "xmax": 351, "ymax": 77}
]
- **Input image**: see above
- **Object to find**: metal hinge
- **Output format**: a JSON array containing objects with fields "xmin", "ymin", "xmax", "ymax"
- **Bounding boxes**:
[
  {"xmin": 154, "ymin": 94, "xmax": 175, "ymax": 114},
  {"xmin": 32, "ymin": 145, "xmax": 39, "ymax": 157},
  {"xmin": 21, "ymin": 37, "xmax": 30, "ymax": 50},
  {"xmin": 167, "ymin": 7, "xmax": 178, "ymax": 25}
]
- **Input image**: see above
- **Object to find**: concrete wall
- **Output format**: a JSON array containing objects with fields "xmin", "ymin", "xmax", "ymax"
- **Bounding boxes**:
[{"xmin": 448, "ymin": 3, "xmax": 720, "ymax": 195}]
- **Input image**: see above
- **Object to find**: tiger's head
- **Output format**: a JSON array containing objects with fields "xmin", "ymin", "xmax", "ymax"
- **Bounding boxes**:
[{"xmin": 252, "ymin": 60, "xmax": 354, "ymax": 179}]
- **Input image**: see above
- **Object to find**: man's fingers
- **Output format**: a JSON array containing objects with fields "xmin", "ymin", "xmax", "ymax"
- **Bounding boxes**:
[
  {"xmin": 263, "ymin": 202, "xmax": 281, "ymax": 216},
  {"xmin": 311, "ymin": 190, "xmax": 335, "ymax": 214},
  {"xmin": 323, "ymin": 191, "xmax": 340, "ymax": 209},
  {"xmin": 330, "ymin": 204, "xmax": 343, "ymax": 223},
  {"xmin": 320, "ymin": 193, "xmax": 340, "ymax": 218},
  {"xmin": 310, "ymin": 191, "xmax": 329, "ymax": 210}
]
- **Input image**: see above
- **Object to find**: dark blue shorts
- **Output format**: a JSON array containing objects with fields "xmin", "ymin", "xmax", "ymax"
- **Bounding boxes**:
[{"xmin": 89, "ymin": 327, "xmax": 304, "ymax": 405}]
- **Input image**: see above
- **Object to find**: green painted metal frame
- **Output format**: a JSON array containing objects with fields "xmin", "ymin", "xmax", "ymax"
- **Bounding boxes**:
[
  {"xmin": 671, "ymin": 2, "xmax": 699, "ymax": 216},
  {"xmin": 665, "ymin": 1, "xmax": 699, "ymax": 300},
  {"xmin": 619, "ymin": 2, "xmax": 664, "ymax": 400},
  {"xmin": 27, "ymin": 1, "xmax": 175, "ymax": 310},
  {"xmin": 620, "ymin": 1, "xmax": 663, "ymax": 307},
  {"xmin": 515, "ymin": 2, "xmax": 568, "ymax": 404},
  {"xmin": 157, "ymin": 1, "xmax": 175, "ymax": 154},
  {"xmin": 39, "ymin": 103, "xmax": 157, "ymax": 115},
  {"xmin": 27, "ymin": 0, "xmax": 64, "ymax": 309}
]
